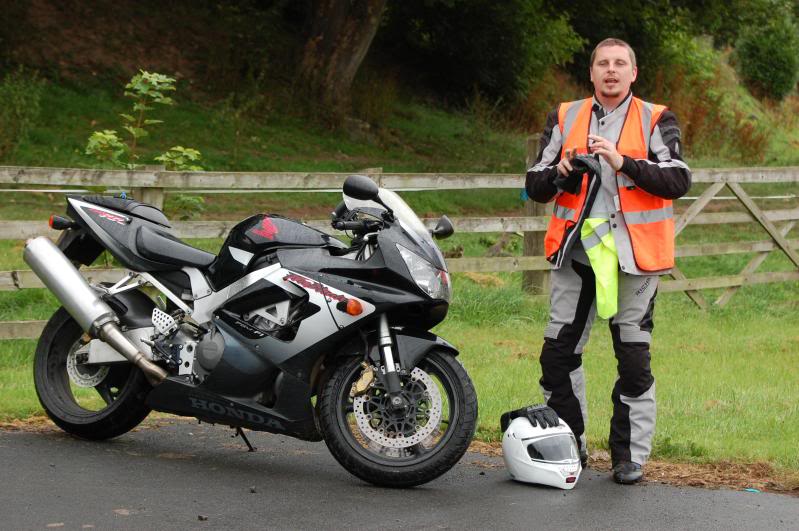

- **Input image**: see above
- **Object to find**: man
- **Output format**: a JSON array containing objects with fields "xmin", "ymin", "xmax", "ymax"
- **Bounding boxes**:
[{"xmin": 525, "ymin": 38, "xmax": 691, "ymax": 484}]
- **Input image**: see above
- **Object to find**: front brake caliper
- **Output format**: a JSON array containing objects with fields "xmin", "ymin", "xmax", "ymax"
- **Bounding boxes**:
[{"xmin": 350, "ymin": 362, "xmax": 375, "ymax": 398}]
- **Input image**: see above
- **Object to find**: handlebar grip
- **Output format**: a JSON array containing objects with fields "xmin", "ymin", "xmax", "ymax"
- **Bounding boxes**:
[{"xmin": 334, "ymin": 221, "xmax": 367, "ymax": 231}]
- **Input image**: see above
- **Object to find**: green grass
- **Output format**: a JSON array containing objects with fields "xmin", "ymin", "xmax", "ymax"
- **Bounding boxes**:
[
  {"xmin": 4, "ymin": 83, "xmax": 527, "ymax": 174},
  {"xmin": 437, "ymin": 277, "xmax": 799, "ymax": 471}
]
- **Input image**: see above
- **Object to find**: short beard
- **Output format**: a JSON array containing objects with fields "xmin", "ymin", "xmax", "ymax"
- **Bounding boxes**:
[{"xmin": 599, "ymin": 87, "xmax": 622, "ymax": 98}]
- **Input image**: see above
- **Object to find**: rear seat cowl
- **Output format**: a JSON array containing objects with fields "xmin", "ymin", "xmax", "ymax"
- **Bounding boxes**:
[
  {"xmin": 136, "ymin": 225, "xmax": 215, "ymax": 268},
  {"xmin": 81, "ymin": 195, "xmax": 171, "ymax": 228}
]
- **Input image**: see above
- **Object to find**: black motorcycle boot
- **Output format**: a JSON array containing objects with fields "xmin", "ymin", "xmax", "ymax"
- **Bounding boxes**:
[
  {"xmin": 612, "ymin": 461, "xmax": 643, "ymax": 484},
  {"xmin": 580, "ymin": 449, "xmax": 588, "ymax": 469}
]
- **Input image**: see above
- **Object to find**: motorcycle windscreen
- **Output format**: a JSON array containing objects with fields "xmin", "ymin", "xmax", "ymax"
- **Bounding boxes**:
[
  {"xmin": 344, "ymin": 187, "xmax": 447, "ymax": 270},
  {"xmin": 523, "ymin": 434, "xmax": 579, "ymax": 463}
]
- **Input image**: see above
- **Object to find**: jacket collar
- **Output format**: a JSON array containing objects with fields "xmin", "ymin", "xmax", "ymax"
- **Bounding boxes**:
[{"xmin": 592, "ymin": 91, "xmax": 633, "ymax": 116}]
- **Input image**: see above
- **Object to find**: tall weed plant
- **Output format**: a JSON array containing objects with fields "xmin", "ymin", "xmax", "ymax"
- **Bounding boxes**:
[
  {"xmin": 513, "ymin": 68, "xmax": 584, "ymax": 134},
  {"xmin": 0, "ymin": 67, "xmax": 44, "ymax": 160},
  {"xmin": 85, "ymin": 70, "xmax": 204, "ymax": 171},
  {"xmin": 213, "ymin": 70, "xmax": 273, "ymax": 166},
  {"xmin": 352, "ymin": 68, "xmax": 399, "ymax": 127}
]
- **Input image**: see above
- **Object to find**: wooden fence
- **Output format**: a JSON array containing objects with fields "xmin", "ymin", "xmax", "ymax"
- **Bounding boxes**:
[{"xmin": 0, "ymin": 164, "xmax": 797, "ymax": 339}]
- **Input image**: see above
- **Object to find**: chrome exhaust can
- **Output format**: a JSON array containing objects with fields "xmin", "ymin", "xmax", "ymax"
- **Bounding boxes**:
[
  {"xmin": 23, "ymin": 236, "xmax": 166, "ymax": 384},
  {"xmin": 24, "ymin": 237, "xmax": 117, "ymax": 333}
]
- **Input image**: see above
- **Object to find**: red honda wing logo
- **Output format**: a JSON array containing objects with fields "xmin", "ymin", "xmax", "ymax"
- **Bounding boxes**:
[{"xmin": 251, "ymin": 217, "xmax": 279, "ymax": 240}]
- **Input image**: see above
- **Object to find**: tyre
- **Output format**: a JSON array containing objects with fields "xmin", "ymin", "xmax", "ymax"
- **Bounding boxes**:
[
  {"xmin": 319, "ymin": 350, "xmax": 477, "ymax": 487},
  {"xmin": 33, "ymin": 307, "xmax": 152, "ymax": 440}
]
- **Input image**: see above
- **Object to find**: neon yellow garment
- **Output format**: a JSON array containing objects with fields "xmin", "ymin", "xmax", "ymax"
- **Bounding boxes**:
[{"xmin": 581, "ymin": 218, "xmax": 618, "ymax": 319}]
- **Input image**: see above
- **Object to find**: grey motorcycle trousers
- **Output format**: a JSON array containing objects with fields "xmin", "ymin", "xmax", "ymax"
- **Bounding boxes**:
[{"xmin": 538, "ymin": 259, "xmax": 658, "ymax": 465}]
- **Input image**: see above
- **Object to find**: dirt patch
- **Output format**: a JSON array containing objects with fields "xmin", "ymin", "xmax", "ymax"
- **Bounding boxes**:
[
  {"xmin": 468, "ymin": 440, "xmax": 502, "ymax": 457},
  {"xmin": 467, "ymin": 441, "xmax": 799, "ymax": 497},
  {"xmin": 462, "ymin": 272, "xmax": 506, "ymax": 287},
  {"xmin": 0, "ymin": 413, "xmax": 187, "ymax": 433},
  {"xmin": 0, "ymin": 415, "xmax": 58, "ymax": 433},
  {"xmin": 492, "ymin": 339, "xmax": 536, "ymax": 360}
]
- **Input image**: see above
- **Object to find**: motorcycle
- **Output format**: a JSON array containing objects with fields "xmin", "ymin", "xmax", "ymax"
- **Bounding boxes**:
[{"xmin": 24, "ymin": 174, "xmax": 478, "ymax": 487}]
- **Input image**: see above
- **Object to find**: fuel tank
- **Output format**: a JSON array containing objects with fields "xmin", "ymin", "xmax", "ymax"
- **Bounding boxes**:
[{"xmin": 207, "ymin": 214, "xmax": 347, "ymax": 289}]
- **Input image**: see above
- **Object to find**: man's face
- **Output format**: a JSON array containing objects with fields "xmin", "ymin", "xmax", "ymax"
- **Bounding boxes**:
[{"xmin": 590, "ymin": 45, "xmax": 637, "ymax": 100}]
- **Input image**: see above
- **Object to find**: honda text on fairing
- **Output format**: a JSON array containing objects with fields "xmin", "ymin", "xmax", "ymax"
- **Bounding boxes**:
[{"xmin": 25, "ymin": 175, "xmax": 477, "ymax": 488}]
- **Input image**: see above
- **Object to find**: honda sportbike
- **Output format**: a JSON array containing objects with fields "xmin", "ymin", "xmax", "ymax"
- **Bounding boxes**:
[{"xmin": 25, "ymin": 175, "xmax": 477, "ymax": 487}]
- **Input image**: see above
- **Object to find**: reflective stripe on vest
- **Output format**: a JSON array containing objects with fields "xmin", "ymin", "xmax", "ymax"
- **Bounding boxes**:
[
  {"xmin": 553, "ymin": 204, "xmax": 576, "ymax": 220},
  {"xmin": 624, "ymin": 206, "xmax": 673, "ymax": 225},
  {"xmin": 543, "ymin": 96, "xmax": 675, "ymax": 271}
]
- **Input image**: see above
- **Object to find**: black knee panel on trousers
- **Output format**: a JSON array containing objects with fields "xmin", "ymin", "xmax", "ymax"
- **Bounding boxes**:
[{"xmin": 609, "ymin": 323, "xmax": 655, "ymax": 397}]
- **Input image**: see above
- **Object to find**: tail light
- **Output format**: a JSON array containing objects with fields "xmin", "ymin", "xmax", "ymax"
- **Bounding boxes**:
[{"xmin": 49, "ymin": 215, "xmax": 77, "ymax": 230}]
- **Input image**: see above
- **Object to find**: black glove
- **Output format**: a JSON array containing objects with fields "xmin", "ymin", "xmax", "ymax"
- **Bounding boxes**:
[
  {"xmin": 553, "ymin": 154, "xmax": 602, "ymax": 194},
  {"xmin": 500, "ymin": 404, "xmax": 560, "ymax": 432}
]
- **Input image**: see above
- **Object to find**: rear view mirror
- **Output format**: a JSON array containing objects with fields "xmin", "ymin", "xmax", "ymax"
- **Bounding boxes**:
[
  {"xmin": 432, "ymin": 215, "xmax": 454, "ymax": 239},
  {"xmin": 343, "ymin": 175, "xmax": 379, "ymax": 201}
]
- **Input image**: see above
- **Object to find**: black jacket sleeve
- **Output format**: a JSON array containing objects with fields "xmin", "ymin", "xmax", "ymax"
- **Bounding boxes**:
[
  {"xmin": 525, "ymin": 107, "xmax": 561, "ymax": 203},
  {"xmin": 619, "ymin": 110, "xmax": 692, "ymax": 200}
]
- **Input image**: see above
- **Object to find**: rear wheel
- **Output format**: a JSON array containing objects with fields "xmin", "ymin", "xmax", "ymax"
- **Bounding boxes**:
[
  {"xmin": 33, "ymin": 308, "xmax": 152, "ymax": 440},
  {"xmin": 319, "ymin": 350, "xmax": 477, "ymax": 487}
]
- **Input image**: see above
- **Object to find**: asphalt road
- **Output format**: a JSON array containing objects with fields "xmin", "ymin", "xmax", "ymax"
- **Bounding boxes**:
[{"xmin": 0, "ymin": 420, "xmax": 796, "ymax": 530}]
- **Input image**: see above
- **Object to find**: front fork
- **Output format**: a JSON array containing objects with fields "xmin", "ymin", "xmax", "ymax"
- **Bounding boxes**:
[{"xmin": 378, "ymin": 314, "xmax": 405, "ymax": 408}]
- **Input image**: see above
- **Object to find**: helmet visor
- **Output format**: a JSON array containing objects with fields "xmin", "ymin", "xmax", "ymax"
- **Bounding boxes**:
[{"xmin": 524, "ymin": 434, "xmax": 579, "ymax": 463}]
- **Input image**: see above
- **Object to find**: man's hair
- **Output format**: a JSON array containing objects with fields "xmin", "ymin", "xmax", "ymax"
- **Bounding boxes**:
[{"xmin": 590, "ymin": 38, "xmax": 636, "ymax": 68}]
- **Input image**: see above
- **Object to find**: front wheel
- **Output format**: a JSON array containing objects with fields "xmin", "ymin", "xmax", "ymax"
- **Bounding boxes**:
[{"xmin": 318, "ymin": 350, "xmax": 477, "ymax": 487}]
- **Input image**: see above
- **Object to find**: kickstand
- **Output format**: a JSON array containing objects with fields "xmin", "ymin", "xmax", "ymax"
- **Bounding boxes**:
[{"xmin": 234, "ymin": 427, "xmax": 256, "ymax": 452}]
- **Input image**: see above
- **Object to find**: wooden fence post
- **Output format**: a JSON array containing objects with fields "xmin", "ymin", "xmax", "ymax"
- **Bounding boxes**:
[
  {"xmin": 132, "ymin": 165, "xmax": 166, "ymax": 209},
  {"xmin": 522, "ymin": 135, "xmax": 550, "ymax": 295}
]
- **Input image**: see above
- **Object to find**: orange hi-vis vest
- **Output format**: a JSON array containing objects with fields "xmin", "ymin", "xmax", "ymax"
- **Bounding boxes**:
[{"xmin": 543, "ymin": 96, "xmax": 675, "ymax": 271}]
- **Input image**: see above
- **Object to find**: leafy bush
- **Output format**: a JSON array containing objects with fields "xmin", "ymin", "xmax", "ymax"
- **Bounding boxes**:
[
  {"xmin": 735, "ymin": 16, "xmax": 799, "ymax": 100},
  {"xmin": 377, "ymin": 0, "xmax": 583, "ymax": 104},
  {"xmin": 0, "ymin": 67, "xmax": 44, "ymax": 159},
  {"xmin": 649, "ymin": 34, "xmax": 771, "ymax": 163},
  {"xmin": 84, "ymin": 130, "xmax": 128, "ymax": 167},
  {"xmin": 170, "ymin": 194, "xmax": 206, "ymax": 220},
  {"xmin": 155, "ymin": 146, "xmax": 203, "ymax": 171}
]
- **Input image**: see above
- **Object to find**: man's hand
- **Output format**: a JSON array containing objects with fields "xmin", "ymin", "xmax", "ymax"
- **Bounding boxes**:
[
  {"xmin": 556, "ymin": 147, "xmax": 576, "ymax": 176},
  {"xmin": 588, "ymin": 134, "xmax": 624, "ymax": 171},
  {"xmin": 553, "ymin": 148, "xmax": 582, "ymax": 194}
]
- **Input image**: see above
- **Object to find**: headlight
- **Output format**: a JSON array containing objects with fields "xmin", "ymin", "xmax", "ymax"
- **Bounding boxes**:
[{"xmin": 397, "ymin": 244, "xmax": 451, "ymax": 301}]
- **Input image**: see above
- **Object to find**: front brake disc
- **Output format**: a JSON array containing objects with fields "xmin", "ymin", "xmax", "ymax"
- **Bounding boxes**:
[{"xmin": 352, "ymin": 367, "xmax": 442, "ymax": 449}]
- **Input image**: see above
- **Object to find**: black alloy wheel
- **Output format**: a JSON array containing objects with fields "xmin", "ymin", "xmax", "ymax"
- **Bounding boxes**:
[
  {"xmin": 319, "ymin": 350, "xmax": 477, "ymax": 488},
  {"xmin": 33, "ymin": 307, "xmax": 152, "ymax": 440}
]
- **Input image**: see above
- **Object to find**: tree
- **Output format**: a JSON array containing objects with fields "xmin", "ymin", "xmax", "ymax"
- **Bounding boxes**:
[
  {"xmin": 297, "ymin": 0, "xmax": 387, "ymax": 117},
  {"xmin": 377, "ymin": 0, "xmax": 582, "ymax": 105}
]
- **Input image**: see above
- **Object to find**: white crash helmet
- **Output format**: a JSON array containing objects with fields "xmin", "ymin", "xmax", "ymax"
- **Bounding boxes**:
[{"xmin": 502, "ymin": 416, "xmax": 582, "ymax": 489}]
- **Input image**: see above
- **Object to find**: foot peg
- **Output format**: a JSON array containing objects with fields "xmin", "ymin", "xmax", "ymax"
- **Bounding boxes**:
[{"xmin": 152, "ymin": 308, "xmax": 178, "ymax": 336}]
